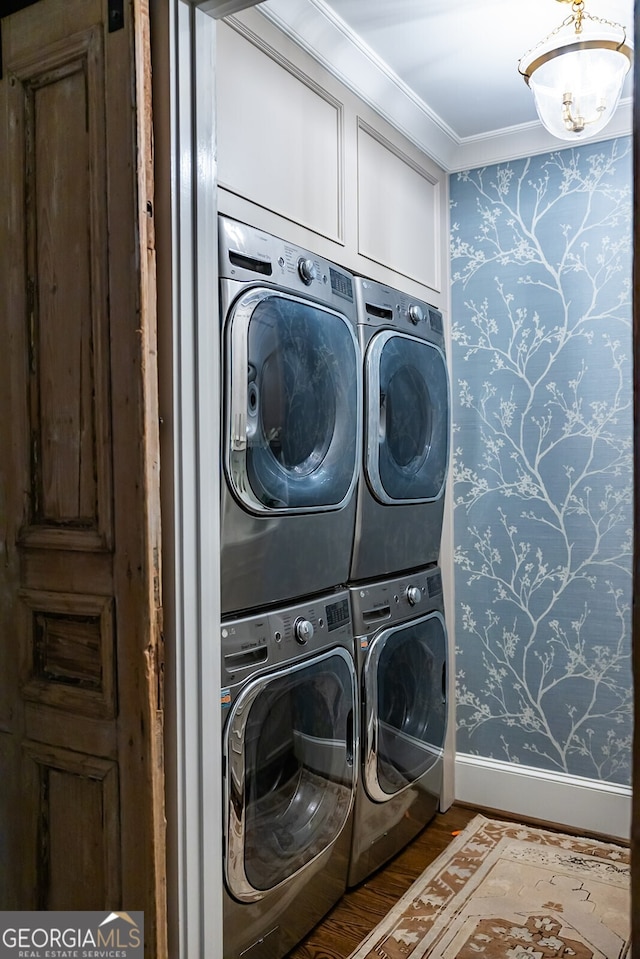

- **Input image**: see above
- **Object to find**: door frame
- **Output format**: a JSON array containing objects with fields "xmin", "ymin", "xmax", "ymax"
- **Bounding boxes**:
[{"xmin": 151, "ymin": 3, "xmax": 222, "ymax": 958}]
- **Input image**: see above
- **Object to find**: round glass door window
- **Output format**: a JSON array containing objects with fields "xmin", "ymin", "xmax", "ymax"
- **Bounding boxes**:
[
  {"xmin": 224, "ymin": 648, "xmax": 357, "ymax": 901},
  {"xmin": 365, "ymin": 331, "xmax": 449, "ymax": 504},
  {"xmin": 363, "ymin": 612, "xmax": 447, "ymax": 801},
  {"xmin": 226, "ymin": 289, "xmax": 361, "ymax": 513}
]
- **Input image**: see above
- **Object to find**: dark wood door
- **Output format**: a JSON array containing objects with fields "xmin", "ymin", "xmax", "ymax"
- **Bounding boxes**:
[{"xmin": 0, "ymin": 0, "xmax": 166, "ymax": 953}]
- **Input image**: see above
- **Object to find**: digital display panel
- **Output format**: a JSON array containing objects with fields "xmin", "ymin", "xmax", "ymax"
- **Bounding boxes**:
[{"xmin": 326, "ymin": 597, "xmax": 350, "ymax": 631}]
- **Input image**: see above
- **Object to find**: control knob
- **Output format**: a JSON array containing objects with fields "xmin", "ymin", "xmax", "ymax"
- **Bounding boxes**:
[
  {"xmin": 406, "ymin": 585, "xmax": 422, "ymax": 606},
  {"xmin": 408, "ymin": 303, "xmax": 425, "ymax": 325},
  {"xmin": 294, "ymin": 617, "xmax": 314, "ymax": 644},
  {"xmin": 297, "ymin": 257, "xmax": 317, "ymax": 285}
]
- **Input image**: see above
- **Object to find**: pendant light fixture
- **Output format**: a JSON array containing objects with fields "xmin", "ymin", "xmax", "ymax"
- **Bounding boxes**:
[{"xmin": 518, "ymin": 0, "xmax": 633, "ymax": 140}]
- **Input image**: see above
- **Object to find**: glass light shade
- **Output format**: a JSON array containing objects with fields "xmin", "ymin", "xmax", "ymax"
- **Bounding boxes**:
[{"xmin": 520, "ymin": 19, "xmax": 633, "ymax": 140}]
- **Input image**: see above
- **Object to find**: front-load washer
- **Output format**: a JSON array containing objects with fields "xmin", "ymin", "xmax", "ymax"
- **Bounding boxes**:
[
  {"xmin": 219, "ymin": 215, "xmax": 361, "ymax": 616},
  {"xmin": 350, "ymin": 277, "xmax": 449, "ymax": 583},
  {"xmin": 347, "ymin": 565, "xmax": 447, "ymax": 887},
  {"xmin": 221, "ymin": 587, "xmax": 358, "ymax": 959}
]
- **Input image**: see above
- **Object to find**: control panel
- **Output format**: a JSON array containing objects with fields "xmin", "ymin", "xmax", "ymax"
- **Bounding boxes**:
[
  {"xmin": 221, "ymin": 589, "xmax": 352, "ymax": 688},
  {"xmin": 349, "ymin": 566, "xmax": 444, "ymax": 637},
  {"xmin": 355, "ymin": 277, "xmax": 444, "ymax": 343},
  {"xmin": 218, "ymin": 214, "xmax": 354, "ymax": 306}
]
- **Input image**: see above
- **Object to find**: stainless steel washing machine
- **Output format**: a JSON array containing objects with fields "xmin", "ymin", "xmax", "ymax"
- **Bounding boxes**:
[
  {"xmin": 219, "ymin": 215, "xmax": 362, "ymax": 616},
  {"xmin": 350, "ymin": 277, "xmax": 449, "ymax": 583},
  {"xmin": 221, "ymin": 588, "xmax": 358, "ymax": 959},
  {"xmin": 348, "ymin": 565, "xmax": 447, "ymax": 887}
]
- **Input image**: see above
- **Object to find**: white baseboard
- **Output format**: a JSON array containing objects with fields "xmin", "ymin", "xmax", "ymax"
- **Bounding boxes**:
[{"xmin": 454, "ymin": 753, "xmax": 631, "ymax": 841}]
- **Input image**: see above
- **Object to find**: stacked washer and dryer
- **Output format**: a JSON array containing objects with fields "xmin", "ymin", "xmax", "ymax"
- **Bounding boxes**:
[
  {"xmin": 346, "ymin": 276, "xmax": 450, "ymax": 887},
  {"xmin": 217, "ymin": 216, "xmax": 450, "ymax": 959},
  {"xmin": 218, "ymin": 216, "xmax": 362, "ymax": 959}
]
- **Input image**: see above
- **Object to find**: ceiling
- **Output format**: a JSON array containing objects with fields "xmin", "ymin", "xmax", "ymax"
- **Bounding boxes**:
[
  {"xmin": 309, "ymin": 0, "xmax": 634, "ymax": 140},
  {"xmin": 253, "ymin": 0, "xmax": 635, "ymax": 170}
]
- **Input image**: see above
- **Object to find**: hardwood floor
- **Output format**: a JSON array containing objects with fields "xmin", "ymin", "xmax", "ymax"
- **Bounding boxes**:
[{"xmin": 286, "ymin": 803, "xmax": 479, "ymax": 959}]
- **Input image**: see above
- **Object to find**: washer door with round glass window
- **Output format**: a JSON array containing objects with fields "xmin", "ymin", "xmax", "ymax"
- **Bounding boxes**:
[
  {"xmin": 224, "ymin": 648, "xmax": 357, "ymax": 902},
  {"xmin": 225, "ymin": 288, "xmax": 361, "ymax": 514},
  {"xmin": 365, "ymin": 331, "xmax": 448, "ymax": 505},
  {"xmin": 363, "ymin": 611, "xmax": 447, "ymax": 802}
]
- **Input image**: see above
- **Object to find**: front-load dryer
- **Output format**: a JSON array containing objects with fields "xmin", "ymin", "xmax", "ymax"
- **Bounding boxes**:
[
  {"xmin": 219, "ymin": 215, "xmax": 362, "ymax": 616},
  {"xmin": 350, "ymin": 277, "xmax": 449, "ymax": 582},
  {"xmin": 221, "ymin": 588, "xmax": 357, "ymax": 959},
  {"xmin": 348, "ymin": 565, "xmax": 447, "ymax": 887}
]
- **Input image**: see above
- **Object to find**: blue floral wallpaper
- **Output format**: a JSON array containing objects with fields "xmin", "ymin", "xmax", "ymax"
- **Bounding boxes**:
[{"xmin": 450, "ymin": 139, "xmax": 633, "ymax": 785}]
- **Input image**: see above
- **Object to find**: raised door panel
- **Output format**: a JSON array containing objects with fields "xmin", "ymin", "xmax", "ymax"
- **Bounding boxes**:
[
  {"xmin": 20, "ymin": 589, "xmax": 116, "ymax": 720},
  {"xmin": 21, "ymin": 744, "xmax": 121, "ymax": 910},
  {"xmin": 16, "ymin": 26, "xmax": 112, "ymax": 545},
  {"xmin": 216, "ymin": 19, "xmax": 343, "ymax": 242},
  {"xmin": 357, "ymin": 122, "xmax": 442, "ymax": 293}
]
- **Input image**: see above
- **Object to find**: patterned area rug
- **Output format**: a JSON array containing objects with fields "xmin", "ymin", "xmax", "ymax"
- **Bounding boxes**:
[{"xmin": 348, "ymin": 815, "xmax": 630, "ymax": 959}]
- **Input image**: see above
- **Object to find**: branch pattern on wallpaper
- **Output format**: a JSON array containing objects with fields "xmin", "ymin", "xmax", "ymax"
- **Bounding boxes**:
[{"xmin": 450, "ymin": 139, "xmax": 633, "ymax": 785}]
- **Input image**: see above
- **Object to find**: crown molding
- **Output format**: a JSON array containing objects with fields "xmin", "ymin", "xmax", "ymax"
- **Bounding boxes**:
[{"xmin": 259, "ymin": 0, "xmax": 633, "ymax": 174}]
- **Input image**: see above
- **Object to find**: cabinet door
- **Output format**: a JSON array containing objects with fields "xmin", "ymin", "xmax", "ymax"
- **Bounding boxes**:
[{"xmin": 0, "ymin": 0, "xmax": 165, "ymax": 953}]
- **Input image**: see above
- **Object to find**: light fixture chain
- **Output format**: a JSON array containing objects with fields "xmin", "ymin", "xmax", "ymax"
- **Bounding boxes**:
[
  {"xmin": 519, "ymin": 12, "xmax": 577, "ymax": 70},
  {"xmin": 583, "ymin": 11, "xmax": 630, "ymax": 32},
  {"xmin": 518, "ymin": 10, "xmax": 627, "ymax": 74}
]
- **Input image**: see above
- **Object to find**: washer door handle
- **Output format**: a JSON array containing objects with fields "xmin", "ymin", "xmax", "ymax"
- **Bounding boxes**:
[
  {"xmin": 378, "ymin": 389, "xmax": 387, "ymax": 443},
  {"xmin": 346, "ymin": 708, "xmax": 354, "ymax": 767},
  {"xmin": 230, "ymin": 335, "xmax": 249, "ymax": 451}
]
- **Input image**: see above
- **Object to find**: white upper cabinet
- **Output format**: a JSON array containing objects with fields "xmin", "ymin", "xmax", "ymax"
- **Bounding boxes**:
[
  {"xmin": 215, "ymin": 10, "xmax": 447, "ymax": 304},
  {"xmin": 216, "ymin": 21, "xmax": 343, "ymax": 242}
]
